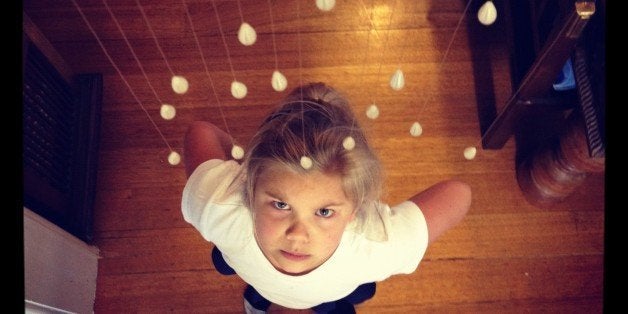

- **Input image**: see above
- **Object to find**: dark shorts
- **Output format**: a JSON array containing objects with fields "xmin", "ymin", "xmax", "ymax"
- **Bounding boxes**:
[{"xmin": 212, "ymin": 246, "xmax": 376, "ymax": 313}]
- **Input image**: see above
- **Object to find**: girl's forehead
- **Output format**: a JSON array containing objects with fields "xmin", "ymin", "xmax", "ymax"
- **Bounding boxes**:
[
  {"xmin": 257, "ymin": 161, "xmax": 315, "ymax": 180},
  {"xmin": 256, "ymin": 163, "xmax": 345, "ymax": 193}
]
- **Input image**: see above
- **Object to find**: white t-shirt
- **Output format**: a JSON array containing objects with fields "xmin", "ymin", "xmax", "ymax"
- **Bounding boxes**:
[{"xmin": 182, "ymin": 159, "xmax": 429, "ymax": 309}]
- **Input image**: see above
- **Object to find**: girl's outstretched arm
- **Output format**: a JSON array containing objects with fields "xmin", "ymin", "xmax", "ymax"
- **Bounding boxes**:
[
  {"xmin": 183, "ymin": 121, "xmax": 233, "ymax": 178},
  {"xmin": 408, "ymin": 180, "xmax": 472, "ymax": 244}
]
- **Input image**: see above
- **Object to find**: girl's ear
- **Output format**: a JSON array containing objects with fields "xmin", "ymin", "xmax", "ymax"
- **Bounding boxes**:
[{"xmin": 349, "ymin": 208, "xmax": 358, "ymax": 221}]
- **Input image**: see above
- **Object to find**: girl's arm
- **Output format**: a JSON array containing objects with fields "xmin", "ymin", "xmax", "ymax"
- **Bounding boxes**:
[
  {"xmin": 183, "ymin": 121, "xmax": 233, "ymax": 178},
  {"xmin": 408, "ymin": 180, "xmax": 472, "ymax": 244}
]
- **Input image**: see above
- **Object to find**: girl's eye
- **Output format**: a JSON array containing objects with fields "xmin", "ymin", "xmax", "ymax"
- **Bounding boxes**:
[
  {"xmin": 272, "ymin": 201, "xmax": 290, "ymax": 210},
  {"xmin": 316, "ymin": 208, "xmax": 335, "ymax": 218}
]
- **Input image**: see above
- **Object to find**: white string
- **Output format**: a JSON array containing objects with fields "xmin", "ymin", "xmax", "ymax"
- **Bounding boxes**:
[
  {"xmin": 295, "ymin": 0, "xmax": 311, "ymax": 169},
  {"xmin": 135, "ymin": 0, "xmax": 176, "ymax": 78},
  {"xmin": 69, "ymin": 0, "xmax": 174, "ymax": 153},
  {"xmin": 347, "ymin": 0, "xmax": 378, "ymax": 138},
  {"xmin": 407, "ymin": 0, "xmax": 478, "ymax": 157},
  {"xmin": 356, "ymin": 0, "xmax": 376, "ymax": 93},
  {"xmin": 210, "ymin": 0, "xmax": 238, "ymax": 82},
  {"xmin": 357, "ymin": 0, "xmax": 381, "ymax": 41},
  {"xmin": 415, "ymin": 0, "xmax": 474, "ymax": 119},
  {"xmin": 236, "ymin": 0, "xmax": 246, "ymax": 24},
  {"xmin": 368, "ymin": 0, "xmax": 399, "ymax": 104},
  {"xmin": 267, "ymin": 0, "xmax": 280, "ymax": 71},
  {"xmin": 102, "ymin": 0, "xmax": 165, "ymax": 106},
  {"xmin": 182, "ymin": 0, "xmax": 234, "ymax": 145}
]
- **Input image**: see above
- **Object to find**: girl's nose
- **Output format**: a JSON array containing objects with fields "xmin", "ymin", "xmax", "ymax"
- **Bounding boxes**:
[{"xmin": 285, "ymin": 219, "xmax": 309, "ymax": 243}]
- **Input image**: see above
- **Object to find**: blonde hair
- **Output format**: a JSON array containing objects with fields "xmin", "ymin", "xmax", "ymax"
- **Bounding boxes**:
[{"xmin": 241, "ymin": 82, "xmax": 383, "ymax": 222}]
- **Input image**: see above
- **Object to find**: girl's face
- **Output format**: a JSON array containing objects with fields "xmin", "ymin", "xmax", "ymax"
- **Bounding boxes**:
[{"xmin": 253, "ymin": 164, "xmax": 356, "ymax": 276}]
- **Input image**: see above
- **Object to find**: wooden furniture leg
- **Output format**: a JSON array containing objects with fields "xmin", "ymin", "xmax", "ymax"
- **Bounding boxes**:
[
  {"xmin": 516, "ymin": 109, "xmax": 604, "ymax": 208},
  {"xmin": 482, "ymin": 1, "xmax": 596, "ymax": 149}
]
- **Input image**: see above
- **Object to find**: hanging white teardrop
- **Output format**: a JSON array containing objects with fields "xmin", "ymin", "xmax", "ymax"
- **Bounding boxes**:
[
  {"xmin": 231, "ymin": 145, "xmax": 245, "ymax": 160},
  {"xmin": 231, "ymin": 80, "xmax": 248, "ymax": 99},
  {"xmin": 342, "ymin": 136, "xmax": 356, "ymax": 150},
  {"xmin": 271, "ymin": 70, "xmax": 288, "ymax": 92},
  {"xmin": 160, "ymin": 104, "xmax": 176, "ymax": 120},
  {"xmin": 463, "ymin": 146, "xmax": 477, "ymax": 160},
  {"xmin": 410, "ymin": 122, "xmax": 423, "ymax": 137},
  {"xmin": 171, "ymin": 75, "xmax": 189, "ymax": 94},
  {"xmin": 478, "ymin": 1, "xmax": 497, "ymax": 26},
  {"xmin": 238, "ymin": 22, "xmax": 257, "ymax": 46},
  {"xmin": 168, "ymin": 151, "xmax": 181, "ymax": 165},
  {"xmin": 316, "ymin": 0, "xmax": 336, "ymax": 11},
  {"xmin": 390, "ymin": 68, "xmax": 405, "ymax": 91},
  {"xmin": 366, "ymin": 104, "xmax": 380, "ymax": 120},
  {"xmin": 300, "ymin": 156, "xmax": 313, "ymax": 169}
]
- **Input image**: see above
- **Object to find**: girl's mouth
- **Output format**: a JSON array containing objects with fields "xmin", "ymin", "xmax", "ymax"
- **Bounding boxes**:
[{"xmin": 280, "ymin": 250, "xmax": 310, "ymax": 261}]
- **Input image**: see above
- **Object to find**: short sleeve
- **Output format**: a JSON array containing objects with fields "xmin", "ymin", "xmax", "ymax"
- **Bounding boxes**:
[
  {"xmin": 181, "ymin": 159, "xmax": 249, "ymax": 243},
  {"xmin": 386, "ymin": 200, "xmax": 429, "ymax": 274},
  {"xmin": 337, "ymin": 200, "xmax": 429, "ymax": 283}
]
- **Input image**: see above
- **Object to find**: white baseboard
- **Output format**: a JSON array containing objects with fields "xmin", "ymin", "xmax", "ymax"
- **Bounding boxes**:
[{"xmin": 24, "ymin": 208, "xmax": 100, "ymax": 314}]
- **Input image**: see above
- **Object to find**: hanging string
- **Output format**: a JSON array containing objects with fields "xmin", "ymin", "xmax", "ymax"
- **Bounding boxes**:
[
  {"xmin": 267, "ymin": 0, "xmax": 288, "ymax": 92},
  {"xmin": 135, "ymin": 0, "xmax": 174, "ymax": 79},
  {"xmin": 355, "ymin": 0, "xmax": 376, "ymax": 92},
  {"xmin": 367, "ymin": 0, "xmax": 399, "ymax": 111},
  {"xmin": 135, "ymin": 0, "xmax": 189, "ymax": 95},
  {"xmin": 296, "ymin": 0, "xmax": 304, "ymax": 101},
  {"xmin": 235, "ymin": 0, "xmax": 246, "ymax": 25},
  {"xmin": 409, "ymin": 0, "xmax": 476, "ymax": 159},
  {"xmin": 267, "ymin": 0, "xmax": 280, "ymax": 71},
  {"xmin": 340, "ymin": 0, "xmax": 379, "ymax": 150},
  {"xmin": 355, "ymin": 0, "xmax": 380, "ymax": 122},
  {"xmin": 102, "ymin": 0, "xmax": 170, "ymax": 111},
  {"xmin": 235, "ymin": 0, "xmax": 258, "ymax": 46},
  {"xmin": 210, "ymin": 0, "xmax": 237, "ymax": 78},
  {"xmin": 210, "ymin": 0, "xmax": 248, "ymax": 99},
  {"xmin": 415, "ymin": 0, "xmax": 474, "ymax": 119},
  {"xmin": 69, "ymin": 0, "xmax": 177, "ymax": 162},
  {"xmin": 182, "ymin": 0, "xmax": 243, "ymax": 159},
  {"xmin": 295, "ymin": 0, "xmax": 312, "ymax": 169},
  {"xmin": 357, "ymin": 0, "xmax": 381, "ymax": 41}
]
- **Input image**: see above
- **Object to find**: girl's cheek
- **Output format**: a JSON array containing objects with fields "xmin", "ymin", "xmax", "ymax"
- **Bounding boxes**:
[{"xmin": 255, "ymin": 215, "xmax": 277, "ymax": 236}]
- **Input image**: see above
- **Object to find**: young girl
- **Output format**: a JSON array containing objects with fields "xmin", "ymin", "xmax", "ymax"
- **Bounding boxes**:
[{"xmin": 181, "ymin": 82, "xmax": 471, "ymax": 313}]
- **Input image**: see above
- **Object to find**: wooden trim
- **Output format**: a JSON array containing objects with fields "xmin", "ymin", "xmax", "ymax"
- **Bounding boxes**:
[
  {"xmin": 24, "ymin": 208, "xmax": 100, "ymax": 256},
  {"xmin": 22, "ymin": 11, "xmax": 74, "ymax": 83}
]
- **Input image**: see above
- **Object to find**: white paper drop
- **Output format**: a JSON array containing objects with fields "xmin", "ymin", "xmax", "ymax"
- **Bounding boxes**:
[
  {"xmin": 271, "ymin": 70, "xmax": 288, "ymax": 92},
  {"xmin": 366, "ymin": 104, "xmax": 380, "ymax": 120},
  {"xmin": 390, "ymin": 68, "xmax": 405, "ymax": 91},
  {"xmin": 342, "ymin": 136, "xmax": 355, "ymax": 150},
  {"xmin": 160, "ymin": 104, "xmax": 176, "ymax": 120},
  {"xmin": 463, "ymin": 146, "xmax": 477, "ymax": 160},
  {"xmin": 410, "ymin": 122, "xmax": 423, "ymax": 137},
  {"xmin": 478, "ymin": 1, "xmax": 497, "ymax": 26},
  {"xmin": 300, "ymin": 156, "xmax": 313, "ymax": 169},
  {"xmin": 231, "ymin": 80, "xmax": 248, "ymax": 99},
  {"xmin": 316, "ymin": 0, "xmax": 336, "ymax": 11},
  {"xmin": 231, "ymin": 145, "xmax": 244, "ymax": 160},
  {"xmin": 167, "ymin": 151, "xmax": 181, "ymax": 165},
  {"xmin": 171, "ymin": 75, "xmax": 189, "ymax": 94},
  {"xmin": 238, "ymin": 22, "xmax": 257, "ymax": 46}
]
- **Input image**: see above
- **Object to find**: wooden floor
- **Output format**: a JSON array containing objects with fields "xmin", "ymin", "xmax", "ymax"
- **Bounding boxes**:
[{"xmin": 23, "ymin": 0, "xmax": 605, "ymax": 312}]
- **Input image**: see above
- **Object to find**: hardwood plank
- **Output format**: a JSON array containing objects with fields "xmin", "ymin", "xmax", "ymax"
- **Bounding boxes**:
[
  {"xmin": 93, "ymin": 255, "xmax": 603, "ymax": 312},
  {"xmin": 362, "ymin": 255, "xmax": 603, "ymax": 309},
  {"xmin": 94, "ymin": 270, "xmax": 246, "ymax": 313},
  {"xmin": 359, "ymin": 298, "xmax": 603, "ymax": 313}
]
